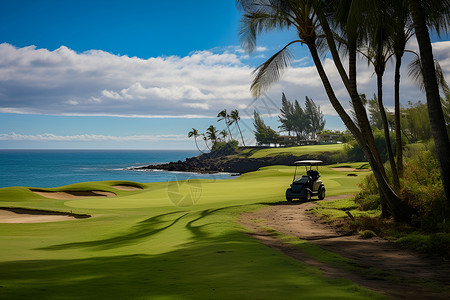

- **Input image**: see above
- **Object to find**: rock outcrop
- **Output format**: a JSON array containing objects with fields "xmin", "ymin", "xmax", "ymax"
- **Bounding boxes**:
[{"xmin": 131, "ymin": 151, "xmax": 337, "ymax": 174}]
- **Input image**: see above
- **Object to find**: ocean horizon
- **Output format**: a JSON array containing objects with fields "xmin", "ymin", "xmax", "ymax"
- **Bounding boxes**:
[{"xmin": 0, "ymin": 149, "xmax": 234, "ymax": 188}]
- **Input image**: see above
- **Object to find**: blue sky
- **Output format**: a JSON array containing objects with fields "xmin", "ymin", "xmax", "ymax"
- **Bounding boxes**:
[{"xmin": 0, "ymin": 0, "xmax": 449, "ymax": 149}]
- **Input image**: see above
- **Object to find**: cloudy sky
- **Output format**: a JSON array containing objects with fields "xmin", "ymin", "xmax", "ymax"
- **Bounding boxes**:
[{"xmin": 1, "ymin": 0, "xmax": 449, "ymax": 149}]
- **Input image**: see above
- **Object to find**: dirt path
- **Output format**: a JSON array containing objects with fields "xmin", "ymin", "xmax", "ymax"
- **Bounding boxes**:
[{"xmin": 240, "ymin": 195, "xmax": 450, "ymax": 300}]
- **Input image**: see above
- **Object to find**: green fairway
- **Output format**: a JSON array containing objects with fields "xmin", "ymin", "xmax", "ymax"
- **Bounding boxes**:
[
  {"xmin": 0, "ymin": 164, "xmax": 385, "ymax": 299},
  {"xmin": 240, "ymin": 143, "xmax": 346, "ymax": 158}
]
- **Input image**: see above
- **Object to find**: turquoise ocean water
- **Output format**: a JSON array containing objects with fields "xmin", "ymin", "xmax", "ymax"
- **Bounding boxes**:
[{"xmin": 0, "ymin": 150, "xmax": 233, "ymax": 188}]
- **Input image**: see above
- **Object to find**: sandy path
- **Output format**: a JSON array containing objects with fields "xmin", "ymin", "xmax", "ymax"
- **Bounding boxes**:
[{"xmin": 240, "ymin": 196, "xmax": 450, "ymax": 299}]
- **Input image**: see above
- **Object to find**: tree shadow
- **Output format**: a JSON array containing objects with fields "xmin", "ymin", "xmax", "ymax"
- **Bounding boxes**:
[{"xmin": 39, "ymin": 211, "xmax": 188, "ymax": 250}]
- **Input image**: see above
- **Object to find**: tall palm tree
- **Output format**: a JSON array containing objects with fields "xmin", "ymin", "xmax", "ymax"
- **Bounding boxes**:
[
  {"xmin": 187, "ymin": 128, "xmax": 205, "ymax": 154},
  {"xmin": 206, "ymin": 125, "xmax": 219, "ymax": 144},
  {"xmin": 408, "ymin": 0, "xmax": 450, "ymax": 200},
  {"xmin": 229, "ymin": 109, "xmax": 246, "ymax": 146},
  {"xmin": 237, "ymin": 0, "xmax": 411, "ymax": 221},
  {"xmin": 390, "ymin": 0, "xmax": 414, "ymax": 178},
  {"xmin": 217, "ymin": 109, "xmax": 233, "ymax": 140},
  {"xmin": 364, "ymin": 3, "xmax": 400, "ymax": 190}
]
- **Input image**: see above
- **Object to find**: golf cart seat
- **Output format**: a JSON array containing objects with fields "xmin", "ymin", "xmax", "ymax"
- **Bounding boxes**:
[{"xmin": 307, "ymin": 170, "xmax": 321, "ymax": 181}]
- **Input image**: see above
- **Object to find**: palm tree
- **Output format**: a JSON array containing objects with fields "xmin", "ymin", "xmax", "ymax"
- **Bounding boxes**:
[
  {"xmin": 237, "ymin": 0, "xmax": 411, "ymax": 221},
  {"xmin": 206, "ymin": 125, "xmax": 219, "ymax": 144},
  {"xmin": 217, "ymin": 109, "xmax": 233, "ymax": 140},
  {"xmin": 219, "ymin": 129, "xmax": 228, "ymax": 142},
  {"xmin": 229, "ymin": 109, "xmax": 246, "ymax": 146},
  {"xmin": 201, "ymin": 133, "xmax": 211, "ymax": 151},
  {"xmin": 408, "ymin": 0, "xmax": 450, "ymax": 200},
  {"xmin": 364, "ymin": 4, "xmax": 400, "ymax": 190},
  {"xmin": 390, "ymin": 0, "xmax": 414, "ymax": 178},
  {"xmin": 187, "ymin": 128, "xmax": 205, "ymax": 154}
]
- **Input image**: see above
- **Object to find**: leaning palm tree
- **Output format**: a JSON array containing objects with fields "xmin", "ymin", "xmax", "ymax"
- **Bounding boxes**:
[
  {"xmin": 201, "ymin": 133, "xmax": 211, "ymax": 151},
  {"xmin": 187, "ymin": 128, "xmax": 205, "ymax": 154},
  {"xmin": 229, "ymin": 109, "xmax": 246, "ymax": 146},
  {"xmin": 237, "ymin": 0, "xmax": 411, "ymax": 221},
  {"xmin": 408, "ymin": 0, "xmax": 450, "ymax": 200},
  {"xmin": 217, "ymin": 109, "xmax": 233, "ymax": 140}
]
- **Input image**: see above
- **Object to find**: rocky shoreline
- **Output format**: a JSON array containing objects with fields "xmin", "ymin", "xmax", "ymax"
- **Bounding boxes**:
[{"xmin": 131, "ymin": 151, "xmax": 338, "ymax": 174}]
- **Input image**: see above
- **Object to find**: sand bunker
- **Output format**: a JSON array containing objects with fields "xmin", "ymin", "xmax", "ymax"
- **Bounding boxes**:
[
  {"xmin": 331, "ymin": 167, "xmax": 361, "ymax": 172},
  {"xmin": 0, "ymin": 208, "xmax": 89, "ymax": 223},
  {"xmin": 31, "ymin": 189, "xmax": 116, "ymax": 200},
  {"xmin": 112, "ymin": 184, "xmax": 143, "ymax": 191}
]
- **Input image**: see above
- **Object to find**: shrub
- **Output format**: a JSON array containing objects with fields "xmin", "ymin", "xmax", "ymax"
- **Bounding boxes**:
[{"xmin": 211, "ymin": 140, "xmax": 239, "ymax": 155}]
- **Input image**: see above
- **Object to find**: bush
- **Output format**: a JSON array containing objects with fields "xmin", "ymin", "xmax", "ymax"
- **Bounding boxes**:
[{"xmin": 211, "ymin": 140, "xmax": 239, "ymax": 155}]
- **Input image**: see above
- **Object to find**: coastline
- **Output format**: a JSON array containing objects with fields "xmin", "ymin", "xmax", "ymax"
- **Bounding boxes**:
[{"xmin": 130, "ymin": 151, "xmax": 338, "ymax": 174}]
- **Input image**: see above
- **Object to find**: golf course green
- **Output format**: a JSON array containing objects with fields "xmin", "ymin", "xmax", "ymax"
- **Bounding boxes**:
[{"xmin": 0, "ymin": 163, "xmax": 386, "ymax": 299}]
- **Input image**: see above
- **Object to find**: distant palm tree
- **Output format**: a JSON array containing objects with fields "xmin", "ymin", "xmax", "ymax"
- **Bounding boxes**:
[
  {"xmin": 219, "ymin": 129, "xmax": 228, "ymax": 142},
  {"xmin": 206, "ymin": 125, "xmax": 219, "ymax": 144},
  {"xmin": 229, "ymin": 109, "xmax": 245, "ymax": 146},
  {"xmin": 188, "ymin": 128, "xmax": 204, "ymax": 154},
  {"xmin": 201, "ymin": 133, "xmax": 211, "ymax": 151},
  {"xmin": 217, "ymin": 109, "xmax": 233, "ymax": 140}
]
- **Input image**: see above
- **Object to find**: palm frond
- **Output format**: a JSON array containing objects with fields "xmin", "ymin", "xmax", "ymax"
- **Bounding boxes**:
[
  {"xmin": 239, "ymin": 10, "xmax": 291, "ymax": 53},
  {"xmin": 408, "ymin": 56, "xmax": 449, "ymax": 94},
  {"xmin": 250, "ymin": 41, "xmax": 300, "ymax": 98}
]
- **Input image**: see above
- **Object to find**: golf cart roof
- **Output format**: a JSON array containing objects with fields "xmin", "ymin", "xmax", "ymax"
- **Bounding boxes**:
[{"xmin": 294, "ymin": 160, "xmax": 323, "ymax": 166}]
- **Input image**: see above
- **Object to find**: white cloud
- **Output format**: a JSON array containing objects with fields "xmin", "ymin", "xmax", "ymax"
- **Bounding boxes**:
[
  {"xmin": 0, "ymin": 132, "xmax": 188, "ymax": 142},
  {"xmin": 0, "ymin": 41, "xmax": 449, "ymax": 122}
]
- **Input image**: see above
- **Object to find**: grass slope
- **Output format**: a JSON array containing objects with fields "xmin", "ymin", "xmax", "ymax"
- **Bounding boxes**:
[
  {"xmin": 0, "ymin": 164, "xmax": 383, "ymax": 299},
  {"xmin": 240, "ymin": 144, "xmax": 345, "ymax": 158}
]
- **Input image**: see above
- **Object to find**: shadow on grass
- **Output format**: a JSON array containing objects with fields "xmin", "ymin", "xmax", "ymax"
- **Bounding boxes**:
[
  {"xmin": 1, "ymin": 235, "xmax": 383, "ymax": 300},
  {"xmin": 39, "ymin": 211, "xmax": 189, "ymax": 250},
  {"xmin": 39, "ymin": 204, "xmax": 259, "ymax": 251}
]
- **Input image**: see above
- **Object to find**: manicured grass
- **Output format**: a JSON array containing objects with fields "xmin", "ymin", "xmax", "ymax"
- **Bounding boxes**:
[
  {"xmin": 240, "ymin": 143, "xmax": 346, "ymax": 158},
  {"xmin": 0, "ymin": 164, "xmax": 382, "ymax": 299}
]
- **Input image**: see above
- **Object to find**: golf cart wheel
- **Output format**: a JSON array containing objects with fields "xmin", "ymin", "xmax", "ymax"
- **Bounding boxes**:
[
  {"xmin": 286, "ymin": 197, "xmax": 293, "ymax": 202},
  {"xmin": 306, "ymin": 191, "xmax": 311, "ymax": 202},
  {"xmin": 318, "ymin": 188, "xmax": 325, "ymax": 200}
]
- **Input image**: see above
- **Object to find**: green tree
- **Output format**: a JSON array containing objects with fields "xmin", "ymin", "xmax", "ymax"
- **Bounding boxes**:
[
  {"xmin": 402, "ymin": 101, "xmax": 431, "ymax": 142},
  {"xmin": 304, "ymin": 96, "xmax": 325, "ymax": 140},
  {"xmin": 253, "ymin": 110, "xmax": 279, "ymax": 145},
  {"xmin": 278, "ymin": 92, "xmax": 295, "ymax": 136},
  {"xmin": 206, "ymin": 125, "xmax": 219, "ymax": 144},
  {"xmin": 219, "ymin": 129, "xmax": 228, "ymax": 142}
]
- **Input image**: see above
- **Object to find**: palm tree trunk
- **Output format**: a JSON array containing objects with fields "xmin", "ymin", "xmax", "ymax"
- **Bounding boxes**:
[
  {"xmin": 377, "ymin": 72, "xmax": 400, "ymax": 190},
  {"xmin": 409, "ymin": 0, "xmax": 450, "ymax": 200},
  {"xmin": 236, "ymin": 121, "xmax": 245, "ymax": 146},
  {"xmin": 394, "ymin": 53, "xmax": 404, "ymax": 178},
  {"xmin": 348, "ymin": 43, "xmax": 387, "ymax": 180},
  {"xmin": 308, "ymin": 42, "xmax": 411, "ymax": 222},
  {"xmin": 225, "ymin": 117, "xmax": 233, "ymax": 140},
  {"xmin": 194, "ymin": 137, "xmax": 204, "ymax": 154}
]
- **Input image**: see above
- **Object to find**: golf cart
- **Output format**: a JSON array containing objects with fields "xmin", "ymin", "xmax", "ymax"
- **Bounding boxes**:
[{"xmin": 285, "ymin": 160, "xmax": 325, "ymax": 202}]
